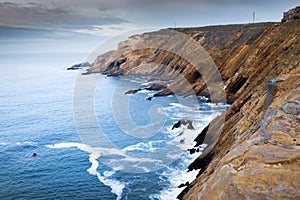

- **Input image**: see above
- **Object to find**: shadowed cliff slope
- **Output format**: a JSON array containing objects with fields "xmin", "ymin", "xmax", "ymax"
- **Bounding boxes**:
[
  {"xmin": 89, "ymin": 17, "xmax": 300, "ymax": 199},
  {"xmin": 180, "ymin": 20, "xmax": 300, "ymax": 199}
]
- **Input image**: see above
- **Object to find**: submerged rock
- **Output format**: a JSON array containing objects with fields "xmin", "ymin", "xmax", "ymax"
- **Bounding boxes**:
[{"xmin": 146, "ymin": 96, "xmax": 153, "ymax": 101}]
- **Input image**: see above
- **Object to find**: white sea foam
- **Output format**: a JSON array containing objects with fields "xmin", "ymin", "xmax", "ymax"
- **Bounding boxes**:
[
  {"xmin": 45, "ymin": 142, "xmax": 125, "ymax": 200},
  {"xmin": 15, "ymin": 141, "xmax": 37, "ymax": 146},
  {"xmin": 123, "ymin": 141, "xmax": 160, "ymax": 152},
  {"xmin": 138, "ymin": 89, "xmax": 151, "ymax": 93},
  {"xmin": 147, "ymin": 91, "xmax": 157, "ymax": 96},
  {"xmin": 44, "ymin": 101, "xmax": 228, "ymax": 199},
  {"xmin": 45, "ymin": 142, "xmax": 92, "ymax": 153},
  {"xmin": 170, "ymin": 102, "xmax": 197, "ymax": 111},
  {"xmin": 152, "ymin": 168, "xmax": 200, "ymax": 200},
  {"xmin": 127, "ymin": 78, "xmax": 146, "ymax": 84},
  {"xmin": 46, "ymin": 141, "xmax": 182, "ymax": 198},
  {"xmin": 150, "ymin": 101, "xmax": 229, "ymax": 200},
  {"xmin": 96, "ymin": 174, "xmax": 125, "ymax": 200},
  {"xmin": 104, "ymin": 170, "xmax": 115, "ymax": 177},
  {"xmin": 151, "ymin": 152, "xmax": 200, "ymax": 200},
  {"xmin": 87, "ymin": 152, "xmax": 101, "ymax": 175},
  {"xmin": 206, "ymin": 102, "xmax": 229, "ymax": 109},
  {"xmin": 121, "ymin": 156, "xmax": 162, "ymax": 164},
  {"xmin": 88, "ymin": 152, "xmax": 125, "ymax": 200},
  {"xmin": 141, "ymin": 82, "xmax": 154, "ymax": 86}
]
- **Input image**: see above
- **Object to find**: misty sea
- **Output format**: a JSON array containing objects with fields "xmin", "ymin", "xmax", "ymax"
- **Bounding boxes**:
[{"xmin": 0, "ymin": 53, "xmax": 227, "ymax": 200}]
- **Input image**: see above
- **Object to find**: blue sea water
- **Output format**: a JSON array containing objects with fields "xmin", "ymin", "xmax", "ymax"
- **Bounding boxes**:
[{"xmin": 0, "ymin": 53, "xmax": 228, "ymax": 200}]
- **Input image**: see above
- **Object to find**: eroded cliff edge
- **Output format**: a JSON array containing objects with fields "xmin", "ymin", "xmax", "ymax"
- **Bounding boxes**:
[{"xmin": 89, "ymin": 13, "xmax": 300, "ymax": 199}]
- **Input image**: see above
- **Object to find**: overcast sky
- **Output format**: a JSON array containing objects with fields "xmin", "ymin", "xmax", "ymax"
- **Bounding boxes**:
[{"xmin": 1, "ymin": 0, "xmax": 299, "ymax": 53}]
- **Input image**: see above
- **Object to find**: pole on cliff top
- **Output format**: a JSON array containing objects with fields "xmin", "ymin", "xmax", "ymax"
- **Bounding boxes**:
[{"xmin": 253, "ymin": 11, "xmax": 256, "ymax": 23}]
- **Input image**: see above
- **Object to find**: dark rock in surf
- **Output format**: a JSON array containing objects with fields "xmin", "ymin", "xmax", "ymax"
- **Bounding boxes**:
[
  {"xmin": 178, "ymin": 182, "xmax": 189, "ymax": 188},
  {"xmin": 172, "ymin": 119, "xmax": 194, "ymax": 130},
  {"xmin": 146, "ymin": 96, "xmax": 153, "ymax": 101},
  {"xmin": 125, "ymin": 89, "xmax": 141, "ymax": 95},
  {"xmin": 194, "ymin": 124, "xmax": 209, "ymax": 147}
]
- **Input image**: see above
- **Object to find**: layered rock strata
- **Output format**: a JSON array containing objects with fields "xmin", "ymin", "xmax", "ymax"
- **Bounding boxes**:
[{"xmin": 88, "ymin": 12, "xmax": 300, "ymax": 200}]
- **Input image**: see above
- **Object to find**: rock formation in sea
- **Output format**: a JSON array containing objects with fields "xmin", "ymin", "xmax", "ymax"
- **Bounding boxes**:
[
  {"xmin": 124, "ymin": 81, "xmax": 168, "ymax": 95},
  {"xmin": 87, "ymin": 7, "xmax": 300, "ymax": 200},
  {"xmin": 67, "ymin": 62, "xmax": 91, "ymax": 70},
  {"xmin": 172, "ymin": 119, "xmax": 194, "ymax": 130}
]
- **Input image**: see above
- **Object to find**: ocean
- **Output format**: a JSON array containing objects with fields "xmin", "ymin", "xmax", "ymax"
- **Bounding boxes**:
[{"xmin": 0, "ymin": 53, "xmax": 228, "ymax": 200}]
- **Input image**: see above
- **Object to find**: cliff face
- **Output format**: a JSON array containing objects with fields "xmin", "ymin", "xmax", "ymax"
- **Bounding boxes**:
[
  {"xmin": 89, "ymin": 17, "xmax": 300, "ymax": 199},
  {"xmin": 183, "ymin": 67, "xmax": 300, "ymax": 199},
  {"xmin": 180, "ymin": 19, "xmax": 300, "ymax": 200},
  {"xmin": 89, "ymin": 21, "xmax": 299, "ymax": 102},
  {"xmin": 89, "ymin": 23, "xmax": 279, "ymax": 101}
]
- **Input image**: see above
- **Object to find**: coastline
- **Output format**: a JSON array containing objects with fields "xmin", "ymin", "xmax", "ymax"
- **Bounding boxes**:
[{"xmin": 83, "ymin": 16, "xmax": 300, "ymax": 199}]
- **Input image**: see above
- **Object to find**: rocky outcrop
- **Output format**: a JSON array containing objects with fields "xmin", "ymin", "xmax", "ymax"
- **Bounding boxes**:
[
  {"xmin": 87, "ymin": 50, "xmax": 114, "ymax": 73},
  {"xmin": 67, "ymin": 62, "xmax": 91, "ymax": 70},
  {"xmin": 103, "ymin": 57, "xmax": 127, "ymax": 76},
  {"xmin": 124, "ymin": 81, "xmax": 168, "ymax": 95},
  {"xmin": 147, "ymin": 81, "xmax": 167, "ymax": 91},
  {"xmin": 89, "ymin": 7, "xmax": 300, "ymax": 200},
  {"xmin": 282, "ymin": 6, "xmax": 300, "ymax": 22},
  {"xmin": 172, "ymin": 119, "xmax": 194, "ymax": 130}
]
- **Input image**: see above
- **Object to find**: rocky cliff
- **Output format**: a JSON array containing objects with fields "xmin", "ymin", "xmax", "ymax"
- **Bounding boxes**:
[
  {"xmin": 89, "ymin": 10, "xmax": 300, "ymax": 200},
  {"xmin": 282, "ymin": 6, "xmax": 300, "ymax": 22}
]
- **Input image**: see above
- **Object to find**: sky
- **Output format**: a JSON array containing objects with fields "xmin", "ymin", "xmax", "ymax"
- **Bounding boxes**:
[{"xmin": 0, "ymin": 0, "xmax": 299, "ymax": 53}]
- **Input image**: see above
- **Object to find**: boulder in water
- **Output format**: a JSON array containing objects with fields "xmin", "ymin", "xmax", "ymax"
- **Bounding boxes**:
[{"xmin": 172, "ymin": 119, "xmax": 194, "ymax": 130}]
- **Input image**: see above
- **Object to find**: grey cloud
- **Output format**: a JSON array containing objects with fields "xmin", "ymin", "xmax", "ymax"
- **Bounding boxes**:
[
  {"xmin": 98, "ymin": 7, "xmax": 110, "ymax": 12},
  {"xmin": 0, "ymin": 1, "xmax": 129, "ymax": 29},
  {"xmin": 79, "ymin": 0, "xmax": 279, "ymax": 8},
  {"xmin": 0, "ymin": 0, "xmax": 295, "ymax": 34}
]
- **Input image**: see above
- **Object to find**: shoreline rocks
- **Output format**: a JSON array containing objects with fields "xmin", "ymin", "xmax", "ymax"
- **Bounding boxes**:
[
  {"xmin": 67, "ymin": 62, "xmax": 91, "ymax": 70},
  {"xmin": 124, "ymin": 81, "xmax": 168, "ymax": 97},
  {"xmin": 172, "ymin": 119, "xmax": 194, "ymax": 130},
  {"xmin": 147, "ymin": 81, "xmax": 167, "ymax": 91}
]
